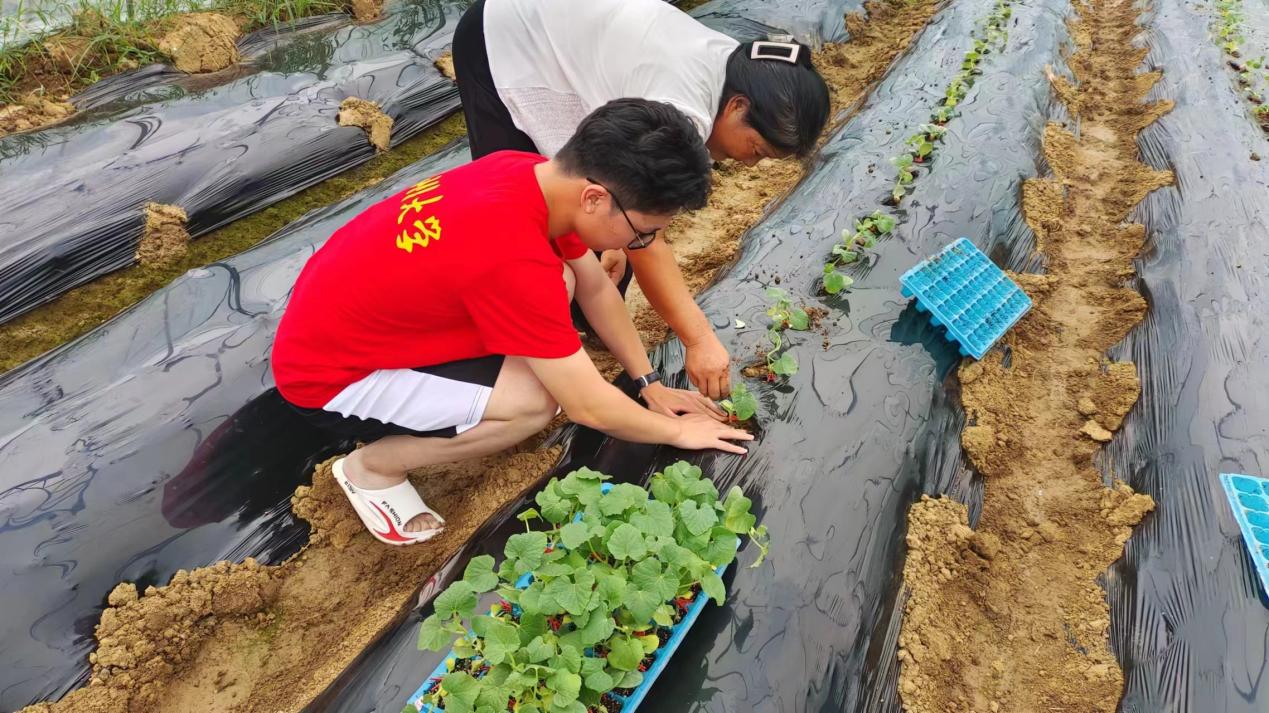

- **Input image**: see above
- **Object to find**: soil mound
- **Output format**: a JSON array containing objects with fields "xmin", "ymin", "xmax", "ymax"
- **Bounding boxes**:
[
  {"xmin": 157, "ymin": 13, "xmax": 241, "ymax": 74},
  {"xmin": 338, "ymin": 97, "xmax": 393, "ymax": 152},
  {"xmin": 136, "ymin": 203, "xmax": 190, "ymax": 268},
  {"xmin": 351, "ymin": 0, "xmax": 385, "ymax": 23}
]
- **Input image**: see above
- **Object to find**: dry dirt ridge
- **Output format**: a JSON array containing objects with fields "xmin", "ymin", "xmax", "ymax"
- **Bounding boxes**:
[{"xmin": 898, "ymin": 0, "xmax": 1170, "ymax": 710}]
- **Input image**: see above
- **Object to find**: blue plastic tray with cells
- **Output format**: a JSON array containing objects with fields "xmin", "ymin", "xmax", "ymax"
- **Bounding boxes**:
[
  {"xmin": 1219, "ymin": 473, "xmax": 1269, "ymax": 597},
  {"xmin": 899, "ymin": 238, "xmax": 1032, "ymax": 359}
]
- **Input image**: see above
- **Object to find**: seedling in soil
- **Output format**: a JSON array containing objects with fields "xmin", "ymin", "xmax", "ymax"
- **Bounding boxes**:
[
  {"xmin": 823, "ymin": 210, "xmax": 896, "ymax": 294},
  {"xmin": 907, "ymin": 134, "xmax": 935, "ymax": 162},
  {"xmin": 719, "ymin": 383, "xmax": 758, "ymax": 422},
  {"xmin": 414, "ymin": 463, "xmax": 769, "ymax": 713},
  {"xmin": 931, "ymin": 105, "xmax": 957, "ymax": 125},
  {"xmin": 762, "ymin": 287, "xmax": 808, "ymax": 380}
]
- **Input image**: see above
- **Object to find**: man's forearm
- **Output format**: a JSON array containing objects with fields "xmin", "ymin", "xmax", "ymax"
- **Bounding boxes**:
[
  {"xmin": 625, "ymin": 237, "xmax": 713, "ymax": 346},
  {"xmin": 577, "ymin": 281, "xmax": 655, "ymax": 378}
]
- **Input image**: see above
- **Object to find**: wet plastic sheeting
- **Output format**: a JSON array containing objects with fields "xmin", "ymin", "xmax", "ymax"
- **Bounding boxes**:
[
  {"xmin": 1104, "ymin": 0, "xmax": 1269, "ymax": 709},
  {"xmin": 689, "ymin": 0, "xmax": 861, "ymax": 46},
  {"xmin": 0, "ymin": 0, "xmax": 468, "ymax": 325},
  {"xmin": 320, "ymin": 0, "xmax": 1072, "ymax": 709},
  {"xmin": 0, "ymin": 143, "xmax": 469, "ymax": 710}
]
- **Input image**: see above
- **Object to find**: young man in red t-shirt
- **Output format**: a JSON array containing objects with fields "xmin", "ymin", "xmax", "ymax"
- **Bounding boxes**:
[{"xmin": 272, "ymin": 99, "xmax": 751, "ymax": 545}]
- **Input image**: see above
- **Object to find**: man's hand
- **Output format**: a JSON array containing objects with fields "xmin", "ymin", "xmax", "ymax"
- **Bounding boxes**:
[
  {"xmin": 669, "ymin": 414, "xmax": 754, "ymax": 455},
  {"xmin": 684, "ymin": 330, "xmax": 731, "ymax": 400},
  {"xmin": 641, "ymin": 382, "xmax": 725, "ymax": 420},
  {"xmin": 599, "ymin": 249, "xmax": 627, "ymax": 286}
]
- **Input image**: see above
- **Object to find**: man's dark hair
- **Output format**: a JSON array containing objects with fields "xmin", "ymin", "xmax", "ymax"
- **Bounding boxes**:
[
  {"xmin": 556, "ymin": 98, "xmax": 712, "ymax": 214},
  {"xmin": 719, "ymin": 41, "xmax": 831, "ymax": 158}
]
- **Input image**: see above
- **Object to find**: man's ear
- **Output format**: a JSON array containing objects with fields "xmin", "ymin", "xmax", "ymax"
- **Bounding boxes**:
[{"xmin": 580, "ymin": 183, "xmax": 606, "ymax": 214}]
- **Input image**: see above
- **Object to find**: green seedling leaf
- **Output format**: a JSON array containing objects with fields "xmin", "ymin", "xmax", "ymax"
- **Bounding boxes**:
[
  {"xmin": 725, "ymin": 384, "xmax": 758, "ymax": 421},
  {"xmin": 722, "ymin": 486, "xmax": 758, "ymax": 534},
  {"xmin": 617, "ymin": 670, "xmax": 645, "ymax": 689},
  {"xmin": 535, "ymin": 486, "xmax": 572, "ymax": 524},
  {"xmin": 559, "ymin": 521, "xmax": 591, "ymax": 550},
  {"xmin": 607, "ymin": 523, "xmax": 647, "ymax": 560},
  {"xmin": 441, "ymin": 671, "xmax": 481, "ymax": 707},
  {"xmin": 700, "ymin": 570, "xmax": 727, "ymax": 605},
  {"xmin": 585, "ymin": 669, "xmax": 615, "ymax": 693},
  {"xmin": 770, "ymin": 352, "xmax": 799, "ymax": 376},
  {"xmin": 631, "ymin": 558, "xmax": 679, "ymax": 602},
  {"xmin": 873, "ymin": 212, "xmax": 897, "ymax": 233},
  {"xmin": 463, "ymin": 555, "xmax": 499, "ymax": 592},
  {"xmin": 547, "ymin": 571, "xmax": 595, "ymax": 616},
  {"xmin": 788, "ymin": 307, "xmax": 810, "ymax": 331},
  {"xmin": 549, "ymin": 670, "xmax": 583, "ymax": 706},
  {"xmin": 417, "ymin": 614, "xmax": 451, "ymax": 651},
  {"xmin": 605, "ymin": 635, "xmax": 644, "ymax": 671},
  {"xmin": 434, "ymin": 581, "xmax": 477, "ymax": 621},
  {"xmin": 823, "ymin": 269, "xmax": 852, "ymax": 294},
  {"xmin": 481, "ymin": 618, "xmax": 522, "ymax": 665},
  {"xmin": 653, "ymin": 604, "xmax": 676, "ymax": 627},
  {"xmin": 678, "ymin": 499, "xmax": 719, "ymax": 536},
  {"xmin": 623, "ymin": 587, "xmax": 661, "ymax": 624},
  {"xmin": 638, "ymin": 633, "xmax": 661, "ymax": 654},
  {"xmin": 517, "ymin": 507, "xmax": 541, "ymax": 523},
  {"xmin": 833, "ymin": 246, "xmax": 860, "ymax": 263},
  {"xmin": 505, "ymin": 531, "xmax": 549, "ymax": 574},
  {"xmin": 526, "ymin": 635, "xmax": 556, "ymax": 663},
  {"xmin": 891, "ymin": 152, "xmax": 914, "ymax": 169},
  {"xmin": 598, "ymin": 482, "xmax": 648, "ymax": 516}
]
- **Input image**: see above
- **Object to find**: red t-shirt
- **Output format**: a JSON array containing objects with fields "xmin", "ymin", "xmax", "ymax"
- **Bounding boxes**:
[{"xmin": 272, "ymin": 151, "xmax": 588, "ymax": 408}]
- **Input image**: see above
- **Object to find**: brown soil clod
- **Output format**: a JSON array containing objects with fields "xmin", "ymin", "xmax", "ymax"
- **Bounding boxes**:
[
  {"xmin": 898, "ymin": 0, "xmax": 1168, "ymax": 711},
  {"xmin": 0, "ymin": 93, "xmax": 76, "ymax": 135},
  {"xmin": 136, "ymin": 203, "xmax": 191, "ymax": 268},
  {"xmin": 157, "ymin": 13, "xmax": 241, "ymax": 74},
  {"xmin": 350, "ymin": 0, "xmax": 385, "ymax": 23},
  {"xmin": 435, "ymin": 52, "xmax": 457, "ymax": 81},
  {"xmin": 338, "ymin": 97, "xmax": 394, "ymax": 152}
]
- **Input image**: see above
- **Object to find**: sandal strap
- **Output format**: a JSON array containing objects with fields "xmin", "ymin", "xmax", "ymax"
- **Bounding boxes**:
[{"xmin": 355, "ymin": 479, "xmax": 441, "ymax": 532}]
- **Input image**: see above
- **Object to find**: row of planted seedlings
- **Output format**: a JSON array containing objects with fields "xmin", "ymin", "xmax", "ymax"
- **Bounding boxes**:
[
  {"xmin": 717, "ymin": 0, "xmax": 1019, "ymax": 421},
  {"xmin": 407, "ymin": 463, "xmax": 769, "ymax": 713},
  {"xmin": 1210, "ymin": 0, "xmax": 1269, "ymax": 132}
]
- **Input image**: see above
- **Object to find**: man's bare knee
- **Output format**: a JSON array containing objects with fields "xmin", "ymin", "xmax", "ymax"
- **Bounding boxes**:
[{"xmin": 518, "ymin": 380, "xmax": 558, "ymax": 428}]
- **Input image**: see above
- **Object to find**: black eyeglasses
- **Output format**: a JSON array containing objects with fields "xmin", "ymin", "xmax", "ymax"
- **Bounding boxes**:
[{"xmin": 587, "ymin": 177, "xmax": 658, "ymax": 249}]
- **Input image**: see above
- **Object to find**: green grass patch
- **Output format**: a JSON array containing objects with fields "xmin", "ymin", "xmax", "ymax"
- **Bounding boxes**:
[{"xmin": 0, "ymin": 112, "xmax": 467, "ymax": 374}]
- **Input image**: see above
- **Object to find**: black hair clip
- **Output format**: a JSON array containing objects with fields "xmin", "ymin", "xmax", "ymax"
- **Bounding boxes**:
[{"xmin": 750, "ymin": 40, "xmax": 800, "ymax": 64}]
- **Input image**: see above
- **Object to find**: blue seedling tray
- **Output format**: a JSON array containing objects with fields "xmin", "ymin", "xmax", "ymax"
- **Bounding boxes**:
[
  {"xmin": 407, "ymin": 483, "xmax": 735, "ymax": 713},
  {"xmin": 899, "ymin": 237, "xmax": 1032, "ymax": 359},
  {"xmin": 1219, "ymin": 473, "xmax": 1269, "ymax": 597}
]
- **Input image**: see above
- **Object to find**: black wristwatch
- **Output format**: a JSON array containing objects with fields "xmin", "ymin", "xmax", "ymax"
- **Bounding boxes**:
[{"xmin": 633, "ymin": 371, "xmax": 661, "ymax": 390}]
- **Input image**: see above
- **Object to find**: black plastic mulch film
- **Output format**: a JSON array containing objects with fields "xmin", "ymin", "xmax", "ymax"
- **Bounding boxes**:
[
  {"xmin": 0, "ymin": 0, "xmax": 1265, "ymax": 712},
  {"xmin": 0, "ymin": 0, "xmax": 466, "ymax": 326}
]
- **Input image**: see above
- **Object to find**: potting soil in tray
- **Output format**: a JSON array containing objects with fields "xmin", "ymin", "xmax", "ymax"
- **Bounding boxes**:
[
  {"xmin": 406, "ymin": 482, "xmax": 737, "ymax": 713},
  {"xmin": 899, "ymin": 237, "xmax": 1032, "ymax": 359}
]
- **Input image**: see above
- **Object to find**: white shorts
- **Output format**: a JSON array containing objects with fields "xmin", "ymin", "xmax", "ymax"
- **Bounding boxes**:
[{"xmin": 293, "ymin": 355, "xmax": 504, "ymax": 440}]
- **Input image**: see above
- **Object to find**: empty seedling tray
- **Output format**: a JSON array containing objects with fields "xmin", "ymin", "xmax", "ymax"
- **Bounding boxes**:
[
  {"xmin": 899, "ymin": 237, "xmax": 1032, "ymax": 359},
  {"xmin": 1219, "ymin": 473, "xmax": 1269, "ymax": 598},
  {"xmin": 406, "ymin": 483, "xmax": 735, "ymax": 713}
]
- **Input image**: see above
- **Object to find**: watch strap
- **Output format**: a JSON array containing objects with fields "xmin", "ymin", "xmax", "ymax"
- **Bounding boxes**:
[{"xmin": 634, "ymin": 371, "xmax": 661, "ymax": 389}]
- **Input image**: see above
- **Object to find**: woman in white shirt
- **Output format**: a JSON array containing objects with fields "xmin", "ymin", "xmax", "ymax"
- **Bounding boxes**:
[{"xmin": 451, "ymin": 0, "xmax": 830, "ymax": 401}]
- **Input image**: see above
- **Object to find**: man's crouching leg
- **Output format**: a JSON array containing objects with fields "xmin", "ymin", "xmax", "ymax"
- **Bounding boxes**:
[{"xmin": 342, "ymin": 356, "xmax": 558, "ymax": 532}]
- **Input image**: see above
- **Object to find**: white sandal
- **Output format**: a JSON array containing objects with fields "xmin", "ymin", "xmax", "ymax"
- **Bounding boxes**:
[{"xmin": 332, "ymin": 458, "xmax": 445, "ymax": 546}]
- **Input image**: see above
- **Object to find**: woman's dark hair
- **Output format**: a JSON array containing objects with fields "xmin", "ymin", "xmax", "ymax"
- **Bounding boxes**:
[
  {"xmin": 557, "ymin": 98, "xmax": 712, "ymax": 214},
  {"xmin": 719, "ymin": 40, "xmax": 831, "ymax": 157}
]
